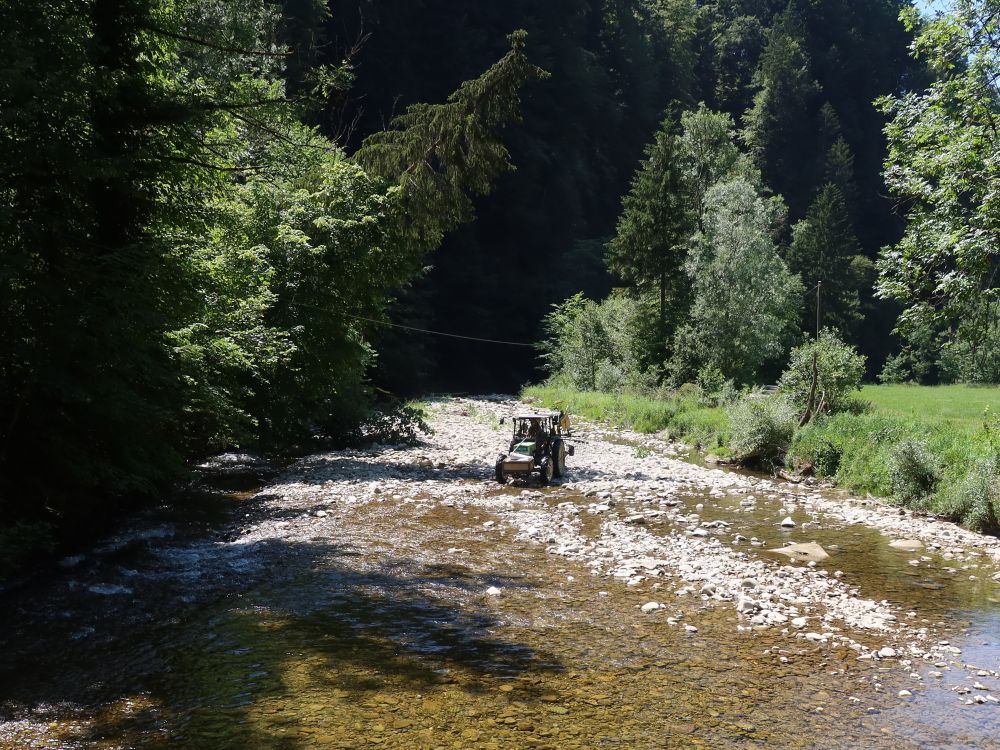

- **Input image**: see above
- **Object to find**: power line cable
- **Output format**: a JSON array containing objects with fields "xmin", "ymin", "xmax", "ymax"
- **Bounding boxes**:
[{"xmin": 294, "ymin": 303, "xmax": 537, "ymax": 347}]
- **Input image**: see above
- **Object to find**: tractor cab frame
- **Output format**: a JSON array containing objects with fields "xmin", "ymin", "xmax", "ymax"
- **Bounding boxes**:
[{"xmin": 494, "ymin": 410, "xmax": 573, "ymax": 485}]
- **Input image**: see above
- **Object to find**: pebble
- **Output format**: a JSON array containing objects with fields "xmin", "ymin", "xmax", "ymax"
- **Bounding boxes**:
[
  {"xmin": 485, "ymin": 586, "xmax": 502, "ymax": 597},
  {"xmin": 780, "ymin": 517, "xmax": 796, "ymax": 528}
]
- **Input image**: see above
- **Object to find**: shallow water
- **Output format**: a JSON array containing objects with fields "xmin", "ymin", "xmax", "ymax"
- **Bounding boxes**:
[{"xmin": 2, "ymin": 439, "xmax": 999, "ymax": 749}]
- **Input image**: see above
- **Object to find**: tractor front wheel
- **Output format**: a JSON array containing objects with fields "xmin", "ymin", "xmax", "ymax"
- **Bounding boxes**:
[
  {"xmin": 539, "ymin": 457, "xmax": 553, "ymax": 485},
  {"xmin": 495, "ymin": 455, "xmax": 507, "ymax": 484}
]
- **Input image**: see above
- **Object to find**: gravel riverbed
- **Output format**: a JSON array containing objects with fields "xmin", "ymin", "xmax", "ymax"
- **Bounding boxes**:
[
  {"xmin": 3, "ymin": 394, "xmax": 1000, "ymax": 749},
  {"xmin": 229, "ymin": 396, "xmax": 1000, "ymax": 695}
]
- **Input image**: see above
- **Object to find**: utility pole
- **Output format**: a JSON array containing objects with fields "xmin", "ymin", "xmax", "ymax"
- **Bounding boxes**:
[{"xmin": 815, "ymin": 280, "xmax": 822, "ymax": 340}]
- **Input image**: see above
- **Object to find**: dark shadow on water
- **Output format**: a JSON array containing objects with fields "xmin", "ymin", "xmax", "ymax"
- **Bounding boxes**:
[{"xmin": 0, "ymin": 531, "xmax": 562, "ymax": 750}]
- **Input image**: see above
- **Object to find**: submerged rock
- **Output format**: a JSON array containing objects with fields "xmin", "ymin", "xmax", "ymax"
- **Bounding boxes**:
[{"xmin": 766, "ymin": 542, "xmax": 830, "ymax": 563}]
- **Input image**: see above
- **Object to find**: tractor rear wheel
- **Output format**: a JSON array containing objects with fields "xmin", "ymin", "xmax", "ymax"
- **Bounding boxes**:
[{"xmin": 552, "ymin": 439, "xmax": 566, "ymax": 477}]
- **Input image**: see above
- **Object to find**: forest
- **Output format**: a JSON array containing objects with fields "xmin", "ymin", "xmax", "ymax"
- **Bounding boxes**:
[{"xmin": 1, "ymin": 0, "xmax": 998, "ymax": 558}]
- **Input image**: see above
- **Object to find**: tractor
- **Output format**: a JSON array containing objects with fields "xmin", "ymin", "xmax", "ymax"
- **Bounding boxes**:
[{"xmin": 494, "ymin": 410, "xmax": 573, "ymax": 485}]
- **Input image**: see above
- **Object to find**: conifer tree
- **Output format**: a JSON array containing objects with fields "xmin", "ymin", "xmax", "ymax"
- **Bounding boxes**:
[
  {"xmin": 786, "ymin": 183, "xmax": 866, "ymax": 336},
  {"xmin": 606, "ymin": 121, "xmax": 695, "ymax": 342},
  {"xmin": 742, "ymin": 3, "xmax": 820, "ymax": 215}
]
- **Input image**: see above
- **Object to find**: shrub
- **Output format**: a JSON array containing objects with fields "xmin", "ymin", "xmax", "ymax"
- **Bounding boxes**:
[
  {"xmin": 354, "ymin": 403, "xmax": 431, "ymax": 446},
  {"xmin": 888, "ymin": 439, "xmax": 940, "ymax": 506},
  {"xmin": 727, "ymin": 395, "xmax": 797, "ymax": 467},
  {"xmin": 779, "ymin": 329, "xmax": 866, "ymax": 414},
  {"xmin": 696, "ymin": 364, "xmax": 735, "ymax": 407},
  {"xmin": 813, "ymin": 440, "xmax": 842, "ymax": 477},
  {"xmin": 596, "ymin": 359, "xmax": 625, "ymax": 392},
  {"xmin": 936, "ymin": 456, "xmax": 1000, "ymax": 532}
]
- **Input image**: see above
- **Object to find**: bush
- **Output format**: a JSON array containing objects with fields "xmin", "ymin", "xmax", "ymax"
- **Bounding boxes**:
[
  {"xmin": 888, "ymin": 439, "xmax": 940, "ymax": 506},
  {"xmin": 353, "ymin": 403, "xmax": 432, "ymax": 447},
  {"xmin": 696, "ymin": 364, "xmax": 736, "ymax": 407},
  {"xmin": 936, "ymin": 456, "xmax": 1000, "ymax": 532},
  {"xmin": 813, "ymin": 439, "xmax": 842, "ymax": 477},
  {"xmin": 779, "ymin": 329, "xmax": 866, "ymax": 414},
  {"xmin": 727, "ymin": 395, "xmax": 797, "ymax": 467},
  {"xmin": 596, "ymin": 359, "xmax": 625, "ymax": 392}
]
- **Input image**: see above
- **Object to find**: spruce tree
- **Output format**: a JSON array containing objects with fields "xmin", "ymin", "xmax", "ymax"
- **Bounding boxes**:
[
  {"xmin": 786, "ymin": 183, "xmax": 866, "ymax": 336},
  {"xmin": 605, "ymin": 121, "xmax": 695, "ymax": 347},
  {"xmin": 741, "ymin": 3, "xmax": 820, "ymax": 216}
]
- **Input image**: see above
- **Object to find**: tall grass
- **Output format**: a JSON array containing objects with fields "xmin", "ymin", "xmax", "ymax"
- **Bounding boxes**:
[
  {"xmin": 522, "ymin": 385, "xmax": 731, "ymax": 452},
  {"xmin": 784, "ymin": 403, "xmax": 998, "ymax": 526}
]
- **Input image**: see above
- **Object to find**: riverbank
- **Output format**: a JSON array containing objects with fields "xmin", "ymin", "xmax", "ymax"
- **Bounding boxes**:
[
  {"xmin": 3, "ymin": 396, "xmax": 1000, "ymax": 749},
  {"xmin": 524, "ymin": 384, "xmax": 1000, "ymax": 532}
]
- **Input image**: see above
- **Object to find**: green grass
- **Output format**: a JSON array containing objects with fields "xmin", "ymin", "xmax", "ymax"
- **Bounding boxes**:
[
  {"xmin": 860, "ymin": 384, "xmax": 1000, "ymax": 431},
  {"xmin": 790, "ymin": 385, "xmax": 1000, "ymax": 530},
  {"xmin": 522, "ymin": 384, "xmax": 731, "ymax": 452}
]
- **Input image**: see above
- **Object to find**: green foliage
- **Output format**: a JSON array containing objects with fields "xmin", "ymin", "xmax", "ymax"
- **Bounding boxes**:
[
  {"xmin": 936, "ymin": 455, "xmax": 1000, "ymax": 533},
  {"xmin": 679, "ymin": 105, "xmax": 755, "ymax": 224},
  {"xmin": 778, "ymin": 329, "xmax": 866, "ymax": 414},
  {"xmin": 352, "ymin": 403, "xmax": 432, "ymax": 447},
  {"xmin": 606, "ymin": 120, "xmax": 694, "ymax": 348},
  {"xmin": 726, "ymin": 395, "xmax": 797, "ymax": 466},
  {"xmin": 741, "ymin": 5, "xmax": 820, "ymax": 211},
  {"xmin": 888, "ymin": 440, "xmax": 941, "ymax": 507},
  {"xmin": 539, "ymin": 292, "xmax": 654, "ymax": 392},
  {"xmin": 786, "ymin": 184, "xmax": 867, "ymax": 336},
  {"xmin": 877, "ymin": 0, "xmax": 1000, "ymax": 384},
  {"xmin": 539, "ymin": 294, "xmax": 609, "ymax": 391},
  {"xmin": 0, "ymin": 1, "xmax": 539, "ymax": 541},
  {"xmin": 354, "ymin": 31, "xmax": 547, "ymax": 254},
  {"xmin": 789, "ymin": 384, "xmax": 1000, "ymax": 528},
  {"xmin": 684, "ymin": 178, "xmax": 803, "ymax": 383},
  {"xmin": 812, "ymin": 440, "xmax": 842, "ymax": 477},
  {"xmin": 696, "ymin": 364, "xmax": 735, "ymax": 407}
]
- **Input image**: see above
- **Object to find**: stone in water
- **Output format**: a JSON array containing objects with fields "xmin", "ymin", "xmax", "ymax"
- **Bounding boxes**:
[{"xmin": 766, "ymin": 542, "xmax": 830, "ymax": 562}]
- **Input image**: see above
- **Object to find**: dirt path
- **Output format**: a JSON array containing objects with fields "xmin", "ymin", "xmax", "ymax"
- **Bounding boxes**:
[{"xmin": 2, "ymin": 396, "xmax": 999, "ymax": 749}]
